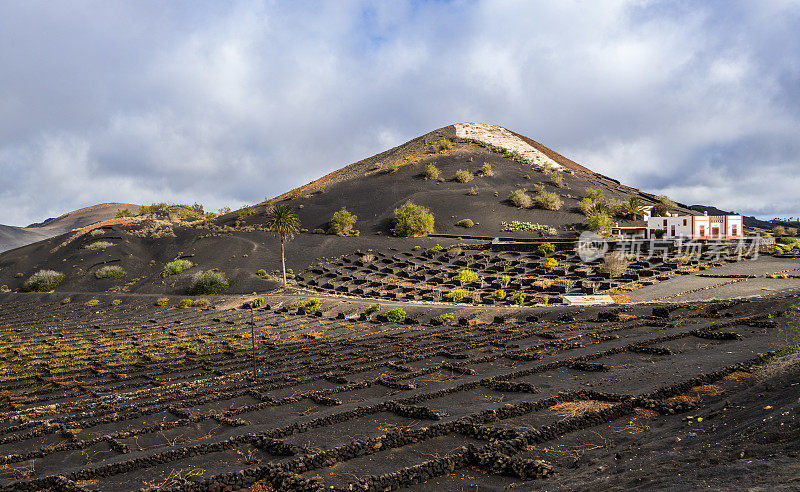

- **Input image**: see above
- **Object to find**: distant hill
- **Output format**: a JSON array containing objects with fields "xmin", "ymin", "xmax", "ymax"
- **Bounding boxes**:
[{"xmin": 0, "ymin": 203, "xmax": 139, "ymax": 252}]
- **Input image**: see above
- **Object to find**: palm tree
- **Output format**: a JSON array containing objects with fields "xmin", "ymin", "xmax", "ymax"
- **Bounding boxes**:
[
  {"xmin": 264, "ymin": 204, "xmax": 300, "ymax": 286},
  {"xmin": 627, "ymin": 197, "xmax": 646, "ymax": 220}
]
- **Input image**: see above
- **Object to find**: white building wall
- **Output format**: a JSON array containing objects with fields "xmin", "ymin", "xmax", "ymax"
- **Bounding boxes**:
[
  {"xmin": 647, "ymin": 215, "xmax": 743, "ymax": 239},
  {"xmin": 648, "ymin": 216, "xmax": 692, "ymax": 238}
]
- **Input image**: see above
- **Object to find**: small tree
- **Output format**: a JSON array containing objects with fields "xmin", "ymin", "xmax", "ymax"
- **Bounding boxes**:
[
  {"xmin": 392, "ymin": 201, "xmax": 434, "ymax": 237},
  {"xmin": 328, "ymin": 208, "xmax": 357, "ymax": 235},
  {"xmin": 773, "ymin": 226, "xmax": 786, "ymax": 237},
  {"xmin": 265, "ymin": 205, "xmax": 301, "ymax": 285},
  {"xmin": 542, "ymin": 258, "xmax": 558, "ymax": 272},
  {"xmin": 587, "ymin": 211, "xmax": 614, "ymax": 237}
]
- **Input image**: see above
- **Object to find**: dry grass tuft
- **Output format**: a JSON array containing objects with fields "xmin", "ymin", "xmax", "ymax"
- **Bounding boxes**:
[
  {"xmin": 665, "ymin": 394, "xmax": 700, "ymax": 403},
  {"xmin": 724, "ymin": 370, "xmax": 755, "ymax": 381},
  {"xmin": 633, "ymin": 407, "xmax": 659, "ymax": 419},
  {"xmin": 549, "ymin": 400, "xmax": 612, "ymax": 416},
  {"xmin": 690, "ymin": 384, "xmax": 723, "ymax": 396}
]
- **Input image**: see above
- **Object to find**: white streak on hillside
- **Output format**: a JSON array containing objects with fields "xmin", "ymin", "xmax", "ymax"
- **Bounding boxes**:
[{"xmin": 454, "ymin": 123, "xmax": 563, "ymax": 170}]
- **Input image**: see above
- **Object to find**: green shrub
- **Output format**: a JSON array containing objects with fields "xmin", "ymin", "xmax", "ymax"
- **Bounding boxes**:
[
  {"xmin": 578, "ymin": 197, "xmax": 601, "ymax": 216},
  {"xmin": 388, "ymin": 162, "xmax": 399, "ymax": 173},
  {"xmin": 651, "ymin": 196, "xmax": 676, "ymax": 217},
  {"xmin": 386, "ymin": 308, "xmax": 406, "ymax": 322},
  {"xmin": 542, "ymin": 295, "xmax": 550, "ymax": 306},
  {"xmin": 257, "ymin": 269, "xmax": 268, "ymax": 278},
  {"xmin": 429, "ymin": 245, "xmax": 444, "ymax": 253},
  {"xmin": 508, "ymin": 189, "xmax": 532, "ymax": 208},
  {"xmin": 534, "ymin": 189, "xmax": 562, "ymax": 210},
  {"xmin": 432, "ymin": 138, "xmax": 453, "ymax": 153},
  {"xmin": 511, "ymin": 292, "xmax": 526, "ymax": 305},
  {"xmin": 89, "ymin": 229, "xmax": 106, "ymax": 237},
  {"xmin": 424, "ymin": 163, "xmax": 441, "ymax": 180},
  {"xmin": 653, "ymin": 229, "xmax": 665, "ymax": 239},
  {"xmin": 455, "ymin": 169, "xmax": 474, "ymax": 183},
  {"xmin": 365, "ymin": 303, "xmax": 382, "ymax": 315},
  {"xmin": 177, "ymin": 299, "xmax": 192, "ymax": 308},
  {"xmin": 501, "ymin": 222, "xmax": 558, "ymax": 235},
  {"xmin": 305, "ymin": 298, "xmax": 321, "ymax": 312},
  {"xmin": 61, "ymin": 297, "xmax": 71, "ymax": 304},
  {"xmin": 537, "ymin": 242, "xmax": 555, "ymax": 256},
  {"xmin": 436, "ymin": 313, "xmax": 454, "ymax": 324},
  {"xmin": 115, "ymin": 208, "xmax": 135, "ymax": 218},
  {"xmin": 111, "ymin": 299, "xmax": 122, "ymax": 306},
  {"xmin": 493, "ymin": 289, "xmax": 507, "ymax": 300},
  {"xmin": 586, "ymin": 211, "xmax": 614, "ymax": 237},
  {"xmin": 501, "ymin": 275, "xmax": 511, "ymax": 287},
  {"xmin": 251, "ymin": 297, "xmax": 264, "ymax": 308},
  {"xmin": 190, "ymin": 271, "xmax": 229, "ymax": 295},
  {"xmin": 458, "ymin": 269, "xmax": 478, "ymax": 285},
  {"xmin": 156, "ymin": 298, "xmax": 169, "ymax": 306},
  {"xmin": 95, "ymin": 265, "xmax": 125, "ymax": 279},
  {"xmin": 456, "ymin": 219, "xmax": 475, "ymax": 228},
  {"xmin": 328, "ymin": 208, "xmax": 357, "ymax": 235},
  {"xmin": 480, "ymin": 162, "xmax": 493, "ymax": 176},
  {"xmin": 163, "ymin": 259, "xmax": 193, "ymax": 277},
  {"xmin": 23, "ymin": 270, "xmax": 65, "ymax": 292},
  {"xmin": 607, "ymin": 198, "xmax": 627, "ymax": 217},
  {"xmin": 392, "ymin": 201, "xmax": 435, "ymax": 237},
  {"xmin": 289, "ymin": 188, "xmax": 303, "ymax": 200},
  {"xmin": 602, "ymin": 252, "xmax": 630, "ymax": 277},
  {"xmin": 85, "ymin": 241, "xmax": 113, "ymax": 251},
  {"xmin": 549, "ymin": 170, "xmax": 565, "ymax": 188},
  {"xmin": 445, "ymin": 288, "xmax": 470, "ymax": 302},
  {"xmin": 447, "ymin": 246, "xmax": 463, "ymax": 257},
  {"xmin": 84, "ymin": 299, "xmax": 99, "ymax": 307},
  {"xmin": 467, "ymin": 186, "xmax": 478, "ymax": 196},
  {"xmin": 543, "ymin": 258, "xmax": 558, "ymax": 272},
  {"xmin": 193, "ymin": 299, "xmax": 211, "ymax": 307}
]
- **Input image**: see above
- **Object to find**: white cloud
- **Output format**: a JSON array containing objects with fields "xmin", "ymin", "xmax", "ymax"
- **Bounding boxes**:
[{"xmin": 0, "ymin": 0, "xmax": 799, "ymax": 225}]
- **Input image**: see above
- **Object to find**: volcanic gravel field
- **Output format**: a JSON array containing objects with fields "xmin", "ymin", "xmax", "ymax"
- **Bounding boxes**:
[{"xmin": 0, "ymin": 292, "xmax": 796, "ymax": 491}]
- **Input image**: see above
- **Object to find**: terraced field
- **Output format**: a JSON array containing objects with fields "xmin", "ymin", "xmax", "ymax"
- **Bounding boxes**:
[
  {"xmin": 297, "ymin": 244, "xmax": 756, "ymax": 304},
  {"xmin": 0, "ymin": 292, "xmax": 792, "ymax": 491}
]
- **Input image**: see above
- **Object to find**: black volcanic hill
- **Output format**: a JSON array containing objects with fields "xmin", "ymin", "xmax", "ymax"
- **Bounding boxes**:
[
  {"xmin": 0, "ymin": 124, "xmax": 699, "ymax": 295},
  {"xmin": 227, "ymin": 123, "xmax": 696, "ymax": 237}
]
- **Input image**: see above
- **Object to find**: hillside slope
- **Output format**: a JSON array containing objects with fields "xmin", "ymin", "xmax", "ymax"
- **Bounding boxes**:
[{"xmin": 0, "ymin": 202, "xmax": 138, "ymax": 252}]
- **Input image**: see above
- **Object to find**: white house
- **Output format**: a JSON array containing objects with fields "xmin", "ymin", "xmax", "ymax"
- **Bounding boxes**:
[{"xmin": 647, "ymin": 213, "xmax": 743, "ymax": 240}]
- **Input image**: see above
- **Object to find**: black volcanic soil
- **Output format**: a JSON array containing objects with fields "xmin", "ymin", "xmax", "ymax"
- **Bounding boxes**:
[{"xmin": 0, "ymin": 292, "xmax": 796, "ymax": 491}]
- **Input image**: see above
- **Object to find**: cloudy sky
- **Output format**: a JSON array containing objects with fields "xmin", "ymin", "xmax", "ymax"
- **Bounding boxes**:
[{"xmin": 1, "ymin": 0, "xmax": 799, "ymax": 226}]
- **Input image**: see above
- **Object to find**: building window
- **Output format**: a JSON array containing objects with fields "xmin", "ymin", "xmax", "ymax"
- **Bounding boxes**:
[
  {"xmin": 699, "ymin": 225, "xmax": 705, "ymax": 237},
  {"xmin": 683, "ymin": 219, "xmax": 687, "ymax": 226},
  {"xmin": 663, "ymin": 219, "xmax": 668, "ymax": 227},
  {"xmin": 732, "ymin": 225, "xmax": 738, "ymax": 236},
  {"xmin": 671, "ymin": 225, "xmax": 676, "ymax": 236}
]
